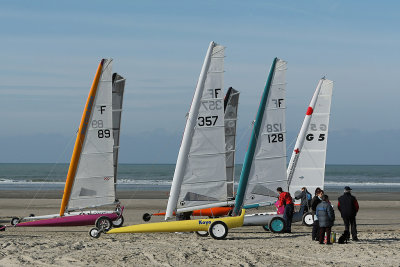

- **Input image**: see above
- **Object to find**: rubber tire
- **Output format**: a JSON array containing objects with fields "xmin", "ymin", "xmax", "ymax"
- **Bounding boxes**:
[
  {"xmin": 268, "ymin": 217, "xmax": 286, "ymax": 233},
  {"xmin": 209, "ymin": 221, "xmax": 228, "ymax": 240},
  {"xmin": 112, "ymin": 215, "xmax": 124, "ymax": 228},
  {"xmin": 262, "ymin": 225, "xmax": 270, "ymax": 232},
  {"xmin": 95, "ymin": 216, "xmax": 112, "ymax": 231},
  {"xmin": 0, "ymin": 225, "xmax": 5, "ymax": 231},
  {"xmin": 10, "ymin": 217, "xmax": 20, "ymax": 226},
  {"xmin": 302, "ymin": 212, "xmax": 314, "ymax": 227},
  {"xmin": 195, "ymin": 231, "xmax": 209, "ymax": 237},
  {"xmin": 89, "ymin": 227, "xmax": 101, "ymax": 238},
  {"xmin": 142, "ymin": 213, "xmax": 151, "ymax": 222}
]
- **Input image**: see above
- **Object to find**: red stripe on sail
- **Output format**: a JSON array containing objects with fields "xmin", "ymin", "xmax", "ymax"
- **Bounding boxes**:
[{"xmin": 306, "ymin": 107, "xmax": 313, "ymax": 115}]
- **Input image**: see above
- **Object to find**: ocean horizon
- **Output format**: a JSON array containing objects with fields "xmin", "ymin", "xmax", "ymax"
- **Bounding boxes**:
[{"xmin": 1, "ymin": 163, "xmax": 400, "ymax": 193}]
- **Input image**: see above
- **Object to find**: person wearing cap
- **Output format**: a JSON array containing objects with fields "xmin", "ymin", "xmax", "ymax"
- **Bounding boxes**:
[
  {"xmin": 277, "ymin": 187, "xmax": 294, "ymax": 233},
  {"xmin": 338, "ymin": 186, "xmax": 359, "ymax": 241}
]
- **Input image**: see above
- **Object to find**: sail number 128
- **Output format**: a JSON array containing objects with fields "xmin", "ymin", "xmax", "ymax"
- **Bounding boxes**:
[{"xmin": 267, "ymin": 133, "xmax": 284, "ymax": 143}]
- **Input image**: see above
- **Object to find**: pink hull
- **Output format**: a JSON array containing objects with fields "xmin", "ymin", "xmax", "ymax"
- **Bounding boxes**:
[{"xmin": 16, "ymin": 213, "xmax": 119, "ymax": 227}]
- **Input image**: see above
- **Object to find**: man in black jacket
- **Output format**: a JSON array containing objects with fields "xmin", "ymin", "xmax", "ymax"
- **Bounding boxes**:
[
  {"xmin": 311, "ymin": 188, "xmax": 323, "ymax": 241},
  {"xmin": 338, "ymin": 186, "xmax": 359, "ymax": 241}
]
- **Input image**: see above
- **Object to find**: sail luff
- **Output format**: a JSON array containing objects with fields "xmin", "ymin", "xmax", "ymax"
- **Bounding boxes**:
[
  {"xmin": 59, "ymin": 59, "xmax": 104, "ymax": 216},
  {"xmin": 286, "ymin": 78, "xmax": 325, "ymax": 189},
  {"xmin": 232, "ymin": 58, "xmax": 278, "ymax": 216},
  {"xmin": 165, "ymin": 42, "xmax": 215, "ymax": 220}
]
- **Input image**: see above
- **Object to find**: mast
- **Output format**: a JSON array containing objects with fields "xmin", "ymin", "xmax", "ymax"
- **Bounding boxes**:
[
  {"xmin": 232, "ymin": 58, "xmax": 278, "ymax": 216},
  {"xmin": 286, "ymin": 77, "xmax": 325, "ymax": 189},
  {"xmin": 59, "ymin": 59, "xmax": 104, "ymax": 216},
  {"xmin": 165, "ymin": 42, "xmax": 215, "ymax": 220}
]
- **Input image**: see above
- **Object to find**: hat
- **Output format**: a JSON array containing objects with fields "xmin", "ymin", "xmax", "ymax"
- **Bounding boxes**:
[{"xmin": 344, "ymin": 186, "xmax": 352, "ymax": 191}]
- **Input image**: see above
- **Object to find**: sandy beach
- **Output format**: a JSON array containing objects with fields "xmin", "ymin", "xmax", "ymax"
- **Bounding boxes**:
[{"xmin": 0, "ymin": 192, "xmax": 399, "ymax": 266}]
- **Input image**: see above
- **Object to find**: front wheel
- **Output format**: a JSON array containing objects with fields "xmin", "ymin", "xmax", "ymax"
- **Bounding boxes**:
[
  {"xmin": 89, "ymin": 227, "xmax": 101, "ymax": 238},
  {"xmin": 95, "ymin": 216, "xmax": 112, "ymax": 231},
  {"xmin": 262, "ymin": 225, "xmax": 270, "ymax": 232},
  {"xmin": 142, "ymin": 213, "xmax": 151, "ymax": 222},
  {"xmin": 195, "ymin": 231, "xmax": 209, "ymax": 237},
  {"xmin": 0, "ymin": 225, "xmax": 5, "ymax": 231},
  {"xmin": 112, "ymin": 216, "xmax": 124, "ymax": 228},
  {"xmin": 268, "ymin": 217, "xmax": 286, "ymax": 233},
  {"xmin": 209, "ymin": 221, "xmax": 228, "ymax": 240},
  {"xmin": 10, "ymin": 217, "xmax": 20, "ymax": 226},
  {"xmin": 302, "ymin": 212, "xmax": 314, "ymax": 227}
]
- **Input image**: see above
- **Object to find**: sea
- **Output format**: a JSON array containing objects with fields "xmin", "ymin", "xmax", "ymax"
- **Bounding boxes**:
[{"xmin": 1, "ymin": 163, "xmax": 400, "ymax": 193}]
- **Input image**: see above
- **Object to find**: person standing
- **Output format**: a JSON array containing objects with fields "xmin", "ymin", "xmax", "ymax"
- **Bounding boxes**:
[
  {"xmin": 338, "ymin": 186, "xmax": 359, "ymax": 241},
  {"xmin": 295, "ymin": 187, "xmax": 312, "ymax": 215},
  {"xmin": 277, "ymin": 187, "xmax": 294, "ymax": 233},
  {"xmin": 316, "ymin": 194, "xmax": 335, "ymax": 244},
  {"xmin": 311, "ymin": 188, "xmax": 324, "ymax": 240}
]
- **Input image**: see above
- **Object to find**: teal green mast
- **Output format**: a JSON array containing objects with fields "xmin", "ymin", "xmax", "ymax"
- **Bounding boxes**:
[{"xmin": 233, "ymin": 58, "xmax": 277, "ymax": 216}]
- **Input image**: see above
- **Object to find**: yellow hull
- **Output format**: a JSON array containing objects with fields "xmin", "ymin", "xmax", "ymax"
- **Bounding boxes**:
[{"xmin": 107, "ymin": 209, "xmax": 245, "ymax": 234}]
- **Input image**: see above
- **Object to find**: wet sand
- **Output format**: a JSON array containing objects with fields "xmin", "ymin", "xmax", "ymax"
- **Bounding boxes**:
[{"xmin": 0, "ymin": 193, "xmax": 399, "ymax": 266}]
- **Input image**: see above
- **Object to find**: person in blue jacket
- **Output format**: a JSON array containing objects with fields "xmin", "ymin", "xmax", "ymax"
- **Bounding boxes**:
[{"xmin": 316, "ymin": 194, "xmax": 335, "ymax": 244}]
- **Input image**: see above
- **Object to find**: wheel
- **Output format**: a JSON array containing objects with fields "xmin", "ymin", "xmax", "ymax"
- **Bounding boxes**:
[
  {"xmin": 268, "ymin": 217, "xmax": 286, "ymax": 233},
  {"xmin": 195, "ymin": 231, "xmax": 209, "ymax": 237},
  {"xmin": 302, "ymin": 212, "xmax": 314, "ymax": 227},
  {"xmin": 142, "ymin": 213, "xmax": 151, "ymax": 222},
  {"xmin": 29, "ymin": 214, "xmax": 35, "ymax": 217},
  {"xmin": 10, "ymin": 217, "xmax": 20, "ymax": 226},
  {"xmin": 89, "ymin": 227, "xmax": 101, "ymax": 238},
  {"xmin": 209, "ymin": 221, "xmax": 228, "ymax": 240},
  {"xmin": 112, "ymin": 215, "xmax": 124, "ymax": 228},
  {"xmin": 262, "ymin": 225, "xmax": 270, "ymax": 232},
  {"xmin": 95, "ymin": 216, "xmax": 112, "ymax": 231},
  {"xmin": 0, "ymin": 225, "xmax": 5, "ymax": 231}
]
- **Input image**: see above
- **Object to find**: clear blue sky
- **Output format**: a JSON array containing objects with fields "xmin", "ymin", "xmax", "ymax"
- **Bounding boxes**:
[{"xmin": 1, "ymin": 0, "xmax": 399, "ymax": 164}]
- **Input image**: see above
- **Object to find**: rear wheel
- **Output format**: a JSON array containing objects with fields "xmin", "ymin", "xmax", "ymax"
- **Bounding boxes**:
[
  {"xmin": 112, "ymin": 216, "xmax": 124, "ymax": 228},
  {"xmin": 89, "ymin": 227, "xmax": 101, "ymax": 238},
  {"xmin": 10, "ymin": 217, "xmax": 20, "ymax": 226},
  {"xmin": 195, "ymin": 231, "xmax": 209, "ymax": 237},
  {"xmin": 302, "ymin": 212, "xmax": 314, "ymax": 227},
  {"xmin": 142, "ymin": 213, "xmax": 151, "ymax": 222},
  {"xmin": 95, "ymin": 216, "xmax": 112, "ymax": 231},
  {"xmin": 268, "ymin": 217, "xmax": 286, "ymax": 233},
  {"xmin": 209, "ymin": 221, "xmax": 228, "ymax": 240}
]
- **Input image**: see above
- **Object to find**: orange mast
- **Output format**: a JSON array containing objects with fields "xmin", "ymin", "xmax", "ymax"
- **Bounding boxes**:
[{"xmin": 59, "ymin": 59, "xmax": 104, "ymax": 216}]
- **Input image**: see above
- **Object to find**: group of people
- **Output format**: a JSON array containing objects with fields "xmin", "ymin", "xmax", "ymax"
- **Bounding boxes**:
[{"xmin": 276, "ymin": 186, "xmax": 359, "ymax": 244}]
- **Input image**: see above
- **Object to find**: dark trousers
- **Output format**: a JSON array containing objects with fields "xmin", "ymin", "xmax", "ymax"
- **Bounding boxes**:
[
  {"xmin": 312, "ymin": 219, "xmax": 319, "ymax": 240},
  {"xmin": 283, "ymin": 203, "xmax": 294, "ymax": 232},
  {"xmin": 319, "ymin": 227, "xmax": 332, "ymax": 243},
  {"xmin": 299, "ymin": 204, "xmax": 309, "ymax": 215},
  {"xmin": 343, "ymin": 216, "xmax": 357, "ymax": 238}
]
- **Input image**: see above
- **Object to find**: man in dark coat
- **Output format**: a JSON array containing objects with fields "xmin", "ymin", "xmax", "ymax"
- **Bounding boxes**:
[
  {"xmin": 338, "ymin": 186, "xmax": 359, "ymax": 241},
  {"xmin": 311, "ymin": 188, "xmax": 323, "ymax": 240},
  {"xmin": 277, "ymin": 187, "xmax": 294, "ymax": 233},
  {"xmin": 316, "ymin": 194, "xmax": 335, "ymax": 244}
]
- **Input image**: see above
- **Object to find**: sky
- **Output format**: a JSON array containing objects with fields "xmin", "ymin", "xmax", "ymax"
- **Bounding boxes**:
[{"xmin": 0, "ymin": 0, "xmax": 399, "ymax": 164}]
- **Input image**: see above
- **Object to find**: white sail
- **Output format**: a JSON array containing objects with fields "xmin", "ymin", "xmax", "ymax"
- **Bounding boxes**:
[
  {"xmin": 243, "ymin": 59, "xmax": 288, "ymax": 207},
  {"xmin": 112, "ymin": 73, "xmax": 125, "ymax": 194},
  {"xmin": 224, "ymin": 88, "xmax": 240, "ymax": 200},
  {"xmin": 166, "ymin": 42, "xmax": 227, "ymax": 218},
  {"xmin": 67, "ymin": 59, "xmax": 116, "ymax": 211},
  {"xmin": 288, "ymin": 78, "xmax": 333, "ymax": 199}
]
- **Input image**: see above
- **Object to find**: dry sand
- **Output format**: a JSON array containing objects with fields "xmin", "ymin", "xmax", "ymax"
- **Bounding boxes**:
[{"xmin": 0, "ymin": 193, "xmax": 399, "ymax": 266}]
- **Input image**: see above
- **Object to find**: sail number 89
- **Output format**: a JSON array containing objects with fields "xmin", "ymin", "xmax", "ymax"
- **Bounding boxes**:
[
  {"xmin": 267, "ymin": 133, "xmax": 284, "ymax": 143},
  {"xmin": 98, "ymin": 129, "xmax": 111, "ymax": 138}
]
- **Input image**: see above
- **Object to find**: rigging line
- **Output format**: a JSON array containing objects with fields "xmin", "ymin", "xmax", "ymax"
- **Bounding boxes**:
[{"xmin": 23, "ymin": 132, "xmax": 76, "ymax": 215}]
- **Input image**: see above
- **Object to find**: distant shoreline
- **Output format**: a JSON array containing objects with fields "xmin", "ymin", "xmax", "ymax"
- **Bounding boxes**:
[{"xmin": 1, "ymin": 190, "xmax": 399, "ymax": 201}]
